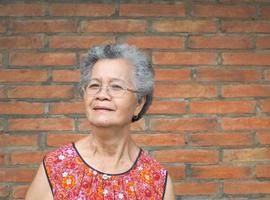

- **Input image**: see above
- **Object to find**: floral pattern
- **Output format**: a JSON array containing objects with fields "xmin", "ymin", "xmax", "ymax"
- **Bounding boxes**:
[{"xmin": 44, "ymin": 143, "xmax": 167, "ymax": 200}]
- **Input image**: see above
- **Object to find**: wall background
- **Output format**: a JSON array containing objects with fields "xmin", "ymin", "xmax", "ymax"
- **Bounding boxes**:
[{"xmin": 0, "ymin": 0, "xmax": 270, "ymax": 199}]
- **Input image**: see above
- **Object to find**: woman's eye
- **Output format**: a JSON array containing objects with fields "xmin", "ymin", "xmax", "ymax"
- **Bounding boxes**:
[
  {"xmin": 88, "ymin": 84, "xmax": 100, "ymax": 89},
  {"xmin": 111, "ymin": 84, "xmax": 124, "ymax": 90}
]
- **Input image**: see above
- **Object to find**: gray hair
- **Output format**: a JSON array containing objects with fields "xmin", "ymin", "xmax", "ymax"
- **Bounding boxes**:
[{"xmin": 80, "ymin": 44, "xmax": 155, "ymax": 122}]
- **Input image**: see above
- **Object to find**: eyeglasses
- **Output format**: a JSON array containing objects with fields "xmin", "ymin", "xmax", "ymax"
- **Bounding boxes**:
[{"xmin": 85, "ymin": 79, "xmax": 140, "ymax": 98}]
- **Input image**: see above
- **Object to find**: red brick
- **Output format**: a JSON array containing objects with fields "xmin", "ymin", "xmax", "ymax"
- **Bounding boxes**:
[
  {"xmin": 192, "ymin": 4, "xmax": 256, "ymax": 18},
  {"xmin": 223, "ymin": 53, "xmax": 270, "ymax": 65},
  {"xmin": 154, "ymin": 84, "xmax": 217, "ymax": 98},
  {"xmin": 0, "ymin": 168, "xmax": 35, "ymax": 183},
  {"xmin": 224, "ymin": 181, "xmax": 270, "ymax": 194},
  {"xmin": 49, "ymin": 102, "xmax": 84, "ymax": 114},
  {"xmin": 190, "ymin": 133, "xmax": 253, "ymax": 147},
  {"xmin": 256, "ymin": 36, "xmax": 270, "ymax": 48},
  {"xmin": 82, "ymin": 20, "xmax": 147, "ymax": 33},
  {"xmin": 0, "ymin": 53, "xmax": 2, "ymax": 66},
  {"xmin": 0, "ymin": 70, "xmax": 47, "ymax": 82},
  {"xmin": 13, "ymin": 185, "xmax": 28, "ymax": 199},
  {"xmin": 261, "ymin": 6, "xmax": 270, "ymax": 18},
  {"xmin": 49, "ymin": 36, "xmax": 115, "ymax": 49},
  {"xmin": 0, "ymin": 35, "xmax": 44, "ymax": 49},
  {"xmin": 222, "ymin": 118, "xmax": 270, "ymax": 130},
  {"xmin": 0, "ymin": 186, "xmax": 9, "ymax": 198},
  {"xmin": 190, "ymin": 100, "xmax": 256, "ymax": 114},
  {"xmin": 0, "ymin": 134, "xmax": 38, "ymax": 147},
  {"xmin": 132, "ymin": 133, "xmax": 185, "ymax": 147},
  {"xmin": 0, "ymin": 153, "xmax": 5, "ymax": 165},
  {"xmin": 49, "ymin": 4, "xmax": 115, "ymax": 16},
  {"xmin": 122, "ymin": 36, "xmax": 184, "ymax": 49},
  {"xmin": 0, "ymin": 4, "xmax": 45, "ymax": 16},
  {"xmin": 224, "ymin": 148, "xmax": 270, "ymax": 162},
  {"xmin": 260, "ymin": 100, "xmax": 270, "ymax": 112},
  {"xmin": 147, "ymin": 101, "xmax": 186, "ymax": 114},
  {"xmin": 47, "ymin": 133, "xmax": 86, "ymax": 147},
  {"xmin": 52, "ymin": 70, "xmax": 80, "ymax": 82},
  {"xmin": 7, "ymin": 85, "xmax": 74, "ymax": 99},
  {"xmin": 0, "ymin": 22, "xmax": 6, "ymax": 33},
  {"xmin": 9, "ymin": 118, "xmax": 74, "ymax": 131},
  {"xmin": 256, "ymin": 131, "xmax": 270, "ymax": 145},
  {"xmin": 191, "ymin": 165, "xmax": 251, "ymax": 179},
  {"xmin": 152, "ymin": 20, "xmax": 217, "ymax": 33},
  {"xmin": 190, "ymin": 35, "xmax": 253, "ymax": 49},
  {"xmin": 256, "ymin": 164, "xmax": 270, "ymax": 178},
  {"xmin": 196, "ymin": 68, "xmax": 261, "ymax": 81},
  {"xmin": 222, "ymin": 21, "xmax": 270, "ymax": 33},
  {"xmin": 0, "ymin": 89, "xmax": 5, "ymax": 99},
  {"xmin": 155, "ymin": 149, "xmax": 219, "ymax": 163},
  {"xmin": 150, "ymin": 118, "xmax": 217, "ymax": 132},
  {"xmin": 174, "ymin": 182, "xmax": 219, "ymax": 195},
  {"xmin": 267, "ymin": 71, "xmax": 270, "ymax": 80},
  {"xmin": 11, "ymin": 151, "xmax": 46, "ymax": 165},
  {"xmin": 222, "ymin": 85, "xmax": 270, "ymax": 97},
  {"xmin": 155, "ymin": 69, "xmax": 191, "ymax": 81},
  {"xmin": 120, "ymin": 3, "xmax": 185, "ymax": 16},
  {"xmin": 11, "ymin": 19, "xmax": 77, "ymax": 33},
  {"xmin": 153, "ymin": 52, "xmax": 216, "ymax": 65},
  {"xmin": 164, "ymin": 165, "xmax": 185, "ymax": 181},
  {"xmin": 0, "ymin": 102, "xmax": 43, "ymax": 115},
  {"xmin": 10, "ymin": 52, "xmax": 76, "ymax": 66}
]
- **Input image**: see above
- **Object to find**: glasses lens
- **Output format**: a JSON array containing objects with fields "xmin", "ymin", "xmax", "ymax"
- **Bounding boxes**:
[
  {"xmin": 86, "ymin": 81, "xmax": 101, "ymax": 96},
  {"xmin": 108, "ymin": 82, "xmax": 126, "ymax": 97}
]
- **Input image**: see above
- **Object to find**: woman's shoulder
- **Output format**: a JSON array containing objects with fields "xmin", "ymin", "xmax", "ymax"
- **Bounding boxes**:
[{"xmin": 44, "ymin": 143, "xmax": 76, "ymax": 162}]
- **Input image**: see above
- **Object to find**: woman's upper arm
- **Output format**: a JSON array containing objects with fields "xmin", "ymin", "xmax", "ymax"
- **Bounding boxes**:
[
  {"xmin": 25, "ymin": 162, "xmax": 53, "ymax": 200},
  {"xmin": 164, "ymin": 174, "xmax": 175, "ymax": 200}
]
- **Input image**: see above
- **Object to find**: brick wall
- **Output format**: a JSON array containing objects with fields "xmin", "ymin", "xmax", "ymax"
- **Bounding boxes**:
[{"xmin": 1, "ymin": 1, "xmax": 270, "ymax": 199}]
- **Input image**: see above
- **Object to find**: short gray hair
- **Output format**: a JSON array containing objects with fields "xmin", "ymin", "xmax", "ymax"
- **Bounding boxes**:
[{"xmin": 80, "ymin": 44, "xmax": 155, "ymax": 122}]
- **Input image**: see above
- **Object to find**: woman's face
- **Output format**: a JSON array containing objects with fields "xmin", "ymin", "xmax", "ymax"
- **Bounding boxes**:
[{"xmin": 83, "ymin": 58, "xmax": 145, "ymax": 128}]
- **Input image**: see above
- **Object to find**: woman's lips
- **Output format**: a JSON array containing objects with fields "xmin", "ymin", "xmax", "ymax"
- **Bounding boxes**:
[{"xmin": 93, "ymin": 107, "xmax": 114, "ymax": 111}]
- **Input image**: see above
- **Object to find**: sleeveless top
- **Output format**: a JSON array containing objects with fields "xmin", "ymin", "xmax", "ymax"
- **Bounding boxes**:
[{"xmin": 43, "ymin": 143, "xmax": 168, "ymax": 200}]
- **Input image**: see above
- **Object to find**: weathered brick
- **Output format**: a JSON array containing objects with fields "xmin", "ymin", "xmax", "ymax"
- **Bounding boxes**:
[
  {"xmin": 49, "ymin": 4, "xmax": 115, "ymax": 16},
  {"xmin": 11, "ymin": 151, "xmax": 46, "ymax": 165},
  {"xmin": 190, "ymin": 100, "xmax": 256, "ymax": 114},
  {"xmin": 196, "ymin": 68, "xmax": 261, "ymax": 82},
  {"xmin": 191, "ymin": 165, "xmax": 251, "ymax": 179},
  {"xmin": 0, "ymin": 168, "xmax": 36, "ymax": 183},
  {"xmin": 49, "ymin": 102, "xmax": 84, "ymax": 114},
  {"xmin": 9, "ymin": 118, "xmax": 74, "ymax": 131},
  {"xmin": 222, "ymin": 85, "xmax": 270, "ymax": 97},
  {"xmin": 7, "ymin": 85, "xmax": 74, "ymax": 99},
  {"xmin": 152, "ymin": 20, "xmax": 217, "ymax": 33},
  {"xmin": 222, "ymin": 21, "xmax": 270, "ymax": 33},
  {"xmin": 223, "ymin": 53, "xmax": 270, "ymax": 65},
  {"xmin": 122, "ymin": 36, "xmax": 184, "ymax": 49},
  {"xmin": 154, "ymin": 149, "xmax": 219, "ymax": 163},
  {"xmin": 0, "ymin": 21, "xmax": 6, "ymax": 33},
  {"xmin": 256, "ymin": 36, "xmax": 270, "ymax": 48},
  {"xmin": 147, "ymin": 101, "xmax": 186, "ymax": 114},
  {"xmin": 153, "ymin": 52, "xmax": 216, "ymax": 65},
  {"xmin": 49, "ymin": 36, "xmax": 115, "ymax": 49},
  {"xmin": 46, "ymin": 133, "xmax": 86, "ymax": 147},
  {"xmin": 132, "ymin": 133, "xmax": 185, "ymax": 147},
  {"xmin": 0, "ymin": 4, "xmax": 45, "ymax": 16},
  {"xmin": 155, "ymin": 69, "xmax": 191, "ymax": 81},
  {"xmin": 260, "ymin": 100, "xmax": 270, "ymax": 112},
  {"xmin": 13, "ymin": 185, "xmax": 28, "ymax": 199},
  {"xmin": 0, "ymin": 102, "xmax": 43, "ymax": 115},
  {"xmin": 0, "ymin": 134, "xmax": 38, "ymax": 147},
  {"xmin": 82, "ymin": 20, "xmax": 147, "ymax": 33},
  {"xmin": 164, "ymin": 165, "xmax": 185, "ymax": 181},
  {"xmin": 120, "ymin": 3, "xmax": 185, "ymax": 16},
  {"xmin": 192, "ymin": 4, "xmax": 256, "ymax": 18},
  {"xmin": 52, "ymin": 70, "xmax": 80, "ymax": 82},
  {"xmin": 190, "ymin": 132, "xmax": 253, "ymax": 147},
  {"xmin": 11, "ymin": 19, "xmax": 77, "ymax": 33},
  {"xmin": 150, "ymin": 118, "xmax": 217, "ymax": 132},
  {"xmin": 224, "ymin": 181, "xmax": 270, "ymax": 194},
  {"xmin": 10, "ymin": 52, "xmax": 76, "ymax": 66},
  {"xmin": 154, "ymin": 84, "xmax": 217, "ymax": 98},
  {"xmin": 256, "ymin": 131, "xmax": 270, "ymax": 145},
  {"xmin": 0, "ymin": 35, "xmax": 44, "ymax": 49},
  {"xmin": 0, "ymin": 186, "xmax": 9, "ymax": 198},
  {"xmin": 261, "ymin": 6, "xmax": 270, "ymax": 18},
  {"xmin": 256, "ymin": 164, "xmax": 270, "ymax": 178},
  {"xmin": 222, "ymin": 118, "xmax": 270, "ymax": 130},
  {"xmin": 0, "ymin": 70, "xmax": 47, "ymax": 82},
  {"xmin": 224, "ymin": 148, "xmax": 270, "ymax": 162},
  {"xmin": 174, "ymin": 182, "xmax": 219, "ymax": 195}
]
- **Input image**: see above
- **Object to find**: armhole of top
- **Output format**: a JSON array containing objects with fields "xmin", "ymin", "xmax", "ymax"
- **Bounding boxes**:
[
  {"xmin": 42, "ymin": 157, "xmax": 54, "ymax": 197},
  {"xmin": 162, "ymin": 170, "xmax": 168, "ymax": 200}
]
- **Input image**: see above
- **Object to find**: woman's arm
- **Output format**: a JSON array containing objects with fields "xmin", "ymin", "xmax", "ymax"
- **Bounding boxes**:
[
  {"xmin": 25, "ymin": 163, "xmax": 53, "ymax": 200},
  {"xmin": 164, "ymin": 174, "xmax": 176, "ymax": 200}
]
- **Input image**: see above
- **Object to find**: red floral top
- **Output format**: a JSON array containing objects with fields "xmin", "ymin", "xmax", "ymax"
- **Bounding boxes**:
[{"xmin": 43, "ymin": 143, "xmax": 168, "ymax": 200}]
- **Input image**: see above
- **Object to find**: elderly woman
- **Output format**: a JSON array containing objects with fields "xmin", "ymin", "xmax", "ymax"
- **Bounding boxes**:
[{"xmin": 26, "ymin": 44, "xmax": 175, "ymax": 200}]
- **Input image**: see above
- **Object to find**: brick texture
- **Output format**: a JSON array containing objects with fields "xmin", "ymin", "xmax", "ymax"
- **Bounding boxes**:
[{"xmin": 1, "ymin": 1, "xmax": 270, "ymax": 199}]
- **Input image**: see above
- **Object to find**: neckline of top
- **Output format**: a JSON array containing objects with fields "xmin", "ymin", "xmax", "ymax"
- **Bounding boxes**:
[{"xmin": 71, "ymin": 142, "xmax": 143, "ymax": 176}]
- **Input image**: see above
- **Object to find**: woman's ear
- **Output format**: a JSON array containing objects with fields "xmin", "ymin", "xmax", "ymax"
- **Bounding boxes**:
[{"xmin": 135, "ymin": 96, "xmax": 146, "ymax": 116}]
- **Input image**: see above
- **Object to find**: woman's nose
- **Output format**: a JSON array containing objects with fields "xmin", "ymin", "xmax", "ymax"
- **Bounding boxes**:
[{"xmin": 95, "ymin": 86, "xmax": 111, "ymax": 100}]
